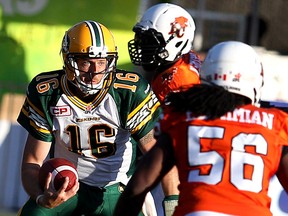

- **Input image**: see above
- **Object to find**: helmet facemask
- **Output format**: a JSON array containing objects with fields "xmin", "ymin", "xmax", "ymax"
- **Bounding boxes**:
[
  {"xmin": 64, "ymin": 54, "xmax": 117, "ymax": 95},
  {"xmin": 128, "ymin": 28, "xmax": 168, "ymax": 69}
]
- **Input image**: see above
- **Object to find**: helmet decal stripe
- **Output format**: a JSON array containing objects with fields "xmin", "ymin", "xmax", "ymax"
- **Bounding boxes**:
[{"xmin": 85, "ymin": 21, "xmax": 103, "ymax": 48}]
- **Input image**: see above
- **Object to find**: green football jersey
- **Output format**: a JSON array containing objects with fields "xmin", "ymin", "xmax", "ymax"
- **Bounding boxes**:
[{"xmin": 17, "ymin": 69, "xmax": 161, "ymax": 187}]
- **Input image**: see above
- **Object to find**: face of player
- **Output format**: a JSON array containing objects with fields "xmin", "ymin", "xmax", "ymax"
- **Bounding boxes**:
[{"xmin": 76, "ymin": 58, "xmax": 108, "ymax": 85}]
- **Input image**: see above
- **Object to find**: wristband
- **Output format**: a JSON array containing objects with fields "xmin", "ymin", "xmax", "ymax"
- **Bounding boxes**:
[
  {"xmin": 163, "ymin": 195, "xmax": 179, "ymax": 216},
  {"xmin": 36, "ymin": 194, "xmax": 44, "ymax": 205},
  {"xmin": 163, "ymin": 195, "xmax": 179, "ymax": 201}
]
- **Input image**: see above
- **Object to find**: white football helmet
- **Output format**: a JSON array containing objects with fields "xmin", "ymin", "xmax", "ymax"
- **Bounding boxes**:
[
  {"xmin": 128, "ymin": 3, "xmax": 195, "ymax": 67},
  {"xmin": 200, "ymin": 41, "xmax": 263, "ymax": 105}
]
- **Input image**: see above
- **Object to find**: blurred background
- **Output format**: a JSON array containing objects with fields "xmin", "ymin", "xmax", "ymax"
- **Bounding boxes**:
[{"xmin": 0, "ymin": 0, "xmax": 288, "ymax": 215}]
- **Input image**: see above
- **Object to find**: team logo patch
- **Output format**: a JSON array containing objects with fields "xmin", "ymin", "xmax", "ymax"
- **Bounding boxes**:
[
  {"xmin": 61, "ymin": 32, "xmax": 70, "ymax": 53},
  {"xmin": 169, "ymin": 16, "xmax": 188, "ymax": 38},
  {"xmin": 50, "ymin": 105, "xmax": 71, "ymax": 116},
  {"xmin": 161, "ymin": 69, "xmax": 176, "ymax": 83},
  {"xmin": 85, "ymin": 104, "xmax": 92, "ymax": 114},
  {"xmin": 118, "ymin": 183, "xmax": 125, "ymax": 193},
  {"xmin": 233, "ymin": 73, "xmax": 241, "ymax": 82}
]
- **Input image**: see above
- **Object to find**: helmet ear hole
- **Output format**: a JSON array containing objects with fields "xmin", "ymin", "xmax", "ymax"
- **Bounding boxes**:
[{"xmin": 175, "ymin": 41, "xmax": 182, "ymax": 48}]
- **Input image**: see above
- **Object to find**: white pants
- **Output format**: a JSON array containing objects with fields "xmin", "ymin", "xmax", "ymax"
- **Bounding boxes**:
[{"xmin": 142, "ymin": 192, "xmax": 157, "ymax": 216}]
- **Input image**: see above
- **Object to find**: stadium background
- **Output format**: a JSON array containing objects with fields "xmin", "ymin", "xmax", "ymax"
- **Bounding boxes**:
[{"xmin": 0, "ymin": 0, "xmax": 288, "ymax": 215}]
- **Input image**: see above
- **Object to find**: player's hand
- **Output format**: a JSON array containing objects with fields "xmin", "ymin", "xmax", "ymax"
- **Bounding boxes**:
[{"xmin": 36, "ymin": 173, "xmax": 79, "ymax": 208}]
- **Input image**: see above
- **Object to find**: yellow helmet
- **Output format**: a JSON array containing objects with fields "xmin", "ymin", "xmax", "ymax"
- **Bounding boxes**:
[{"xmin": 61, "ymin": 20, "xmax": 118, "ymax": 94}]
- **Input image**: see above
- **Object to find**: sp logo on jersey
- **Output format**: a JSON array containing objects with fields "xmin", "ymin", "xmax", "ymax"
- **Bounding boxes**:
[{"xmin": 50, "ymin": 105, "xmax": 71, "ymax": 116}]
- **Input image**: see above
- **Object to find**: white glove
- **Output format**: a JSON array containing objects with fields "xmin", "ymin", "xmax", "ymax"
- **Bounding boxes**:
[{"xmin": 163, "ymin": 195, "xmax": 179, "ymax": 216}]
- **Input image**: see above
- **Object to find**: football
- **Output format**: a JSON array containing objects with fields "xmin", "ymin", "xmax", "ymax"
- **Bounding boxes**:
[{"xmin": 39, "ymin": 158, "xmax": 78, "ymax": 191}]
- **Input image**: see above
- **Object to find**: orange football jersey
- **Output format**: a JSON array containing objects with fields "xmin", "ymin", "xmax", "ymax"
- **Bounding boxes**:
[
  {"xmin": 159, "ymin": 104, "xmax": 288, "ymax": 216},
  {"xmin": 151, "ymin": 51, "xmax": 201, "ymax": 103}
]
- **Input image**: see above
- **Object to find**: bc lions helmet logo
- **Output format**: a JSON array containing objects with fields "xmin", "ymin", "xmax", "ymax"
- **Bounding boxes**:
[{"xmin": 169, "ymin": 16, "xmax": 188, "ymax": 38}]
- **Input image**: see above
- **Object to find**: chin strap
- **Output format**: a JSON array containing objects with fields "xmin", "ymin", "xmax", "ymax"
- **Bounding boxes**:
[{"xmin": 162, "ymin": 195, "xmax": 179, "ymax": 216}]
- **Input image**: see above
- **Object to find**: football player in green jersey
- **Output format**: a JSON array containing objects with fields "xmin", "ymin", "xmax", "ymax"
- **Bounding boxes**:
[{"xmin": 17, "ymin": 20, "xmax": 164, "ymax": 216}]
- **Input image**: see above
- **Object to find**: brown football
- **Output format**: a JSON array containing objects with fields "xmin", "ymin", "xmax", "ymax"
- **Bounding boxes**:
[{"xmin": 39, "ymin": 158, "xmax": 78, "ymax": 191}]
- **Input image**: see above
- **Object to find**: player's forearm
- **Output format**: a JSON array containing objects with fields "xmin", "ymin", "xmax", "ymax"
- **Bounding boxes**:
[
  {"xmin": 161, "ymin": 165, "xmax": 180, "ymax": 216},
  {"xmin": 277, "ymin": 146, "xmax": 288, "ymax": 192},
  {"xmin": 21, "ymin": 134, "xmax": 51, "ymax": 199},
  {"xmin": 114, "ymin": 160, "xmax": 152, "ymax": 215},
  {"xmin": 161, "ymin": 165, "xmax": 180, "ymax": 196},
  {"xmin": 114, "ymin": 189, "xmax": 146, "ymax": 216},
  {"xmin": 21, "ymin": 163, "xmax": 43, "ymax": 200}
]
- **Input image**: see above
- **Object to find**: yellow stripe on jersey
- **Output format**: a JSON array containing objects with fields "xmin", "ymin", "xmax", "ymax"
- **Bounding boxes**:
[
  {"xmin": 61, "ymin": 76, "xmax": 87, "ymax": 109},
  {"xmin": 20, "ymin": 105, "xmax": 29, "ymax": 117},
  {"xmin": 127, "ymin": 91, "xmax": 160, "ymax": 133},
  {"xmin": 30, "ymin": 120, "xmax": 51, "ymax": 134},
  {"xmin": 27, "ymin": 97, "xmax": 46, "ymax": 118},
  {"xmin": 130, "ymin": 99, "xmax": 160, "ymax": 134},
  {"xmin": 61, "ymin": 74, "xmax": 112, "ymax": 111},
  {"xmin": 128, "ymin": 92, "xmax": 153, "ymax": 120}
]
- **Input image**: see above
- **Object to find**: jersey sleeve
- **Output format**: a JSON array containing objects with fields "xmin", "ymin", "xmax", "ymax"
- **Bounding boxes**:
[
  {"xmin": 151, "ymin": 52, "xmax": 200, "ymax": 103},
  {"xmin": 17, "ymin": 71, "xmax": 62, "ymax": 142},
  {"xmin": 114, "ymin": 70, "xmax": 162, "ymax": 141},
  {"xmin": 154, "ymin": 108, "xmax": 179, "ymax": 139}
]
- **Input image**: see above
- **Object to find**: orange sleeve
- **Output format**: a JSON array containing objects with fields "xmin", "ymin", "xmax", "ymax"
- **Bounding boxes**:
[{"xmin": 152, "ymin": 60, "xmax": 200, "ymax": 103}]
